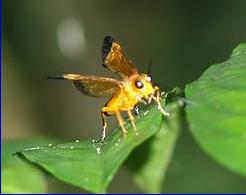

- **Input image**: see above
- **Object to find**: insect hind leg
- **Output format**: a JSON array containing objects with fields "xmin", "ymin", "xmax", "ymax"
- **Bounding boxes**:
[
  {"xmin": 102, "ymin": 107, "xmax": 128, "ymax": 139},
  {"xmin": 101, "ymin": 111, "xmax": 108, "ymax": 142}
]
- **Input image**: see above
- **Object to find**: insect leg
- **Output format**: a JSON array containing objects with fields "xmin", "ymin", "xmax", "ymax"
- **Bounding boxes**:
[
  {"xmin": 148, "ymin": 94, "xmax": 154, "ymax": 104},
  {"xmin": 127, "ymin": 109, "xmax": 138, "ymax": 135},
  {"xmin": 154, "ymin": 87, "xmax": 170, "ymax": 116},
  {"xmin": 101, "ymin": 111, "xmax": 108, "ymax": 142},
  {"xmin": 133, "ymin": 105, "xmax": 139, "ymax": 115},
  {"xmin": 115, "ymin": 111, "xmax": 128, "ymax": 137}
]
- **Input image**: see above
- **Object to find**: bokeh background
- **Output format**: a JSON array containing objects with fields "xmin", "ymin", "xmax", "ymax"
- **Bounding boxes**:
[{"xmin": 2, "ymin": 0, "xmax": 246, "ymax": 193}]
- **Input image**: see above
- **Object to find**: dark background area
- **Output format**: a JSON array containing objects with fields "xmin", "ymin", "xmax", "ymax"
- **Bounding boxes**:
[{"xmin": 2, "ymin": 0, "xmax": 246, "ymax": 193}]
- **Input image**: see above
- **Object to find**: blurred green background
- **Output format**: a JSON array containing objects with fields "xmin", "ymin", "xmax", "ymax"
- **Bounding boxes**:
[{"xmin": 2, "ymin": 0, "xmax": 246, "ymax": 193}]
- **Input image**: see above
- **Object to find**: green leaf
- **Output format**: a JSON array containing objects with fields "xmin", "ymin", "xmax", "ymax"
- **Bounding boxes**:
[
  {"xmin": 2, "ymin": 140, "xmax": 47, "ymax": 194},
  {"xmin": 16, "ymin": 100, "xmax": 181, "ymax": 193},
  {"xmin": 185, "ymin": 43, "xmax": 246, "ymax": 176},
  {"xmin": 126, "ymin": 99, "xmax": 182, "ymax": 193},
  {"xmin": 16, "ymin": 103, "xmax": 160, "ymax": 193}
]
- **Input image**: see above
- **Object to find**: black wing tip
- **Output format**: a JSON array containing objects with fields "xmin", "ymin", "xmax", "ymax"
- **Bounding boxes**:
[
  {"xmin": 104, "ymin": 35, "xmax": 114, "ymax": 44},
  {"xmin": 46, "ymin": 75, "xmax": 65, "ymax": 80},
  {"xmin": 102, "ymin": 35, "xmax": 114, "ymax": 61}
]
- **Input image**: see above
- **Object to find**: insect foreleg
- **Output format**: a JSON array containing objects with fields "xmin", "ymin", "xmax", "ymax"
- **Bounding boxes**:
[
  {"xmin": 147, "ymin": 94, "xmax": 154, "ymax": 104},
  {"xmin": 153, "ymin": 87, "xmax": 170, "ymax": 116}
]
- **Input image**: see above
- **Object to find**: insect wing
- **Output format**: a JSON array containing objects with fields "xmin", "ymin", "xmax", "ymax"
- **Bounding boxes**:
[
  {"xmin": 48, "ymin": 74, "xmax": 120, "ymax": 97},
  {"xmin": 102, "ymin": 36, "xmax": 138, "ymax": 77}
]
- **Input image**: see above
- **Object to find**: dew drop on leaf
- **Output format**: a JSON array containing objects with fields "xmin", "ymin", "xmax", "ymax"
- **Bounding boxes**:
[
  {"xmin": 96, "ymin": 147, "xmax": 101, "ymax": 154},
  {"xmin": 144, "ymin": 110, "xmax": 149, "ymax": 116}
]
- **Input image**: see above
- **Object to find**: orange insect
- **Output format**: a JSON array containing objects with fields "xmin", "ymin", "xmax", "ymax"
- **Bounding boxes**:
[{"xmin": 48, "ymin": 36, "xmax": 169, "ymax": 141}]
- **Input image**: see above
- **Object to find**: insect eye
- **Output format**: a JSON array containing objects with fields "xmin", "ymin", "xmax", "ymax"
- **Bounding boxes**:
[{"xmin": 135, "ymin": 80, "xmax": 144, "ymax": 89}]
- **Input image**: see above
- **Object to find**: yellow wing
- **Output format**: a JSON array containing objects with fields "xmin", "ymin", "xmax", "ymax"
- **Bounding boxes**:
[
  {"xmin": 102, "ymin": 36, "xmax": 138, "ymax": 78},
  {"xmin": 47, "ymin": 73, "xmax": 120, "ymax": 97}
]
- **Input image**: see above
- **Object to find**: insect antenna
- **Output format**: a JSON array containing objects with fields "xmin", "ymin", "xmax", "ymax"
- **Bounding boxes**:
[
  {"xmin": 147, "ymin": 59, "xmax": 153, "ymax": 78},
  {"xmin": 147, "ymin": 59, "xmax": 158, "ymax": 86}
]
